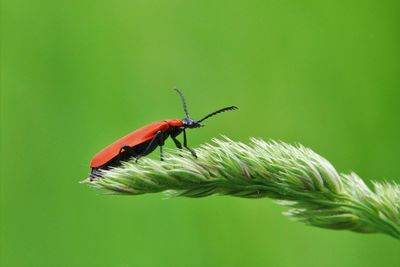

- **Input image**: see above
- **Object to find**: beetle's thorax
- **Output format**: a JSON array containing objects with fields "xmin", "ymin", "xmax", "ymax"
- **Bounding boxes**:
[{"xmin": 165, "ymin": 119, "xmax": 183, "ymax": 127}]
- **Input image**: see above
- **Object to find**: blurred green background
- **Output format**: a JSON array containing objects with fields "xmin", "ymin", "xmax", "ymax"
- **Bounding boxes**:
[{"xmin": 1, "ymin": 0, "xmax": 400, "ymax": 266}]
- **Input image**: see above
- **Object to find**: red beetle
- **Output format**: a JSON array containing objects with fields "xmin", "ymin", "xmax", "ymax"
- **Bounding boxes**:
[{"xmin": 90, "ymin": 89, "xmax": 237, "ymax": 178}]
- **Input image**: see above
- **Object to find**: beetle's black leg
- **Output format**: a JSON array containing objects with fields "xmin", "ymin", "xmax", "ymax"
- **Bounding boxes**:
[
  {"xmin": 118, "ymin": 145, "xmax": 130, "ymax": 155},
  {"xmin": 136, "ymin": 131, "xmax": 163, "ymax": 162},
  {"xmin": 158, "ymin": 131, "xmax": 166, "ymax": 161},
  {"xmin": 171, "ymin": 136, "xmax": 184, "ymax": 157},
  {"xmin": 171, "ymin": 136, "xmax": 183, "ymax": 149},
  {"xmin": 117, "ymin": 145, "xmax": 132, "ymax": 161},
  {"xmin": 183, "ymin": 129, "xmax": 197, "ymax": 158}
]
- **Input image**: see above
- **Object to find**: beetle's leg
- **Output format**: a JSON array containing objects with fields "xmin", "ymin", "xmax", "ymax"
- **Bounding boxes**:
[
  {"xmin": 160, "ymin": 145, "xmax": 164, "ymax": 161},
  {"xmin": 183, "ymin": 129, "xmax": 197, "ymax": 158},
  {"xmin": 117, "ymin": 145, "xmax": 132, "ymax": 161},
  {"xmin": 135, "ymin": 131, "xmax": 163, "ymax": 163},
  {"xmin": 171, "ymin": 136, "xmax": 183, "ymax": 149},
  {"xmin": 171, "ymin": 136, "xmax": 185, "ymax": 157},
  {"xmin": 157, "ymin": 132, "xmax": 166, "ymax": 161},
  {"xmin": 118, "ymin": 145, "xmax": 131, "ymax": 155}
]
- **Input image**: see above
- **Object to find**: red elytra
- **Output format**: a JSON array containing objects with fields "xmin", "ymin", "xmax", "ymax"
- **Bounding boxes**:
[{"xmin": 90, "ymin": 119, "xmax": 182, "ymax": 168}]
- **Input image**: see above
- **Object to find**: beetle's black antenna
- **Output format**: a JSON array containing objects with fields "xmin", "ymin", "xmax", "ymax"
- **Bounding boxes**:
[
  {"xmin": 174, "ymin": 88, "xmax": 190, "ymax": 118},
  {"xmin": 198, "ymin": 106, "xmax": 238, "ymax": 123}
]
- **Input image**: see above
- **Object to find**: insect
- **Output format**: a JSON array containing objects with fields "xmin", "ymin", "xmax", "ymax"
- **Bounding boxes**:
[{"xmin": 89, "ymin": 89, "xmax": 238, "ymax": 179}]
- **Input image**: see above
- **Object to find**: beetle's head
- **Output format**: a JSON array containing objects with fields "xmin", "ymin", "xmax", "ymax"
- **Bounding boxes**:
[
  {"xmin": 174, "ymin": 88, "xmax": 238, "ymax": 129},
  {"xmin": 182, "ymin": 117, "xmax": 203, "ymax": 128}
]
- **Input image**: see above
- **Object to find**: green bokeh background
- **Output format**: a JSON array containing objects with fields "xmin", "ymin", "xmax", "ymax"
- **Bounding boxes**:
[{"xmin": 1, "ymin": 1, "xmax": 400, "ymax": 266}]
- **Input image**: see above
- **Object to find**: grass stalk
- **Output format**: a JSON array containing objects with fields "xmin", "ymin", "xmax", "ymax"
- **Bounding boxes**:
[{"xmin": 82, "ymin": 137, "xmax": 400, "ymax": 239}]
